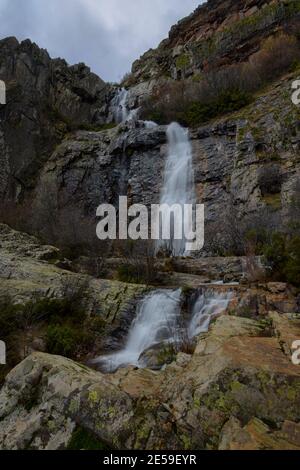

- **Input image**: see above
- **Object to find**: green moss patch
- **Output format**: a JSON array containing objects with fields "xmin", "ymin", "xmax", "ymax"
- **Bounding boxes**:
[{"xmin": 67, "ymin": 426, "xmax": 109, "ymax": 450}]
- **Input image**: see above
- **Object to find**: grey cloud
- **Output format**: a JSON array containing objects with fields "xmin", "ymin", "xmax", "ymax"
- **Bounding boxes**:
[{"xmin": 0, "ymin": 0, "xmax": 202, "ymax": 82}]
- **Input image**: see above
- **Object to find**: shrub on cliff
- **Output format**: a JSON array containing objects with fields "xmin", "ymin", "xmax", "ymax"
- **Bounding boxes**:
[
  {"xmin": 249, "ymin": 34, "xmax": 299, "ymax": 83},
  {"xmin": 141, "ymin": 81, "xmax": 251, "ymax": 127},
  {"xmin": 46, "ymin": 325, "xmax": 78, "ymax": 357},
  {"xmin": 0, "ymin": 277, "xmax": 92, "ymax": 383},
  {"xmin": 183, "ymin": 89, "xmax": 251, "ymax": 127},
  {"xmin": 140, "ymin": 33, "xmax": 299, "ymax": 127},
  {"xmin": 263, "ymin": 234, "xmax": 300, "ymax": 288},
  {"xmin": 115, "ymin": 240, "xmax": 159, "ymax": 285},
  {"xmin": 45, "ymin": 324, "xmax": 93, "ymax": 358}
]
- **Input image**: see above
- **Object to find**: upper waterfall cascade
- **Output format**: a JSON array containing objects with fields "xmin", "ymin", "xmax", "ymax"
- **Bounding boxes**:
[
  {"xmin": 156, "ymin": 122, "xmax": 196, "ymax": 256},
  {"xmin": 110, "ymin": 88, "xmax": 158, "ymax": 128},
  {"xmin": 110, "ymin": 88, "xmax": 139, "ymax": 123}
]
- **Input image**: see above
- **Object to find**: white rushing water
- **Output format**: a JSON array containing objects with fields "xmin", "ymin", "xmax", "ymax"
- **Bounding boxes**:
[
  {"xmin": 143, "ymin": 120, "xmax": 158, "ymax": 129},
  {"xmin": 111, "ymin": 87, "xmax": 140, "ymax": 124},
  {"xmin": 93, "ymin": 288, "xmax": 232, "ymax": 373},
  {"xmin": 110, "ymin": 88, "xmax": 161, "ymax": 128},
  {"xmin": 94, "ymin": 289, "xmax": 182, "ymax": 372},
  {"xmin": 156, "ymin": 122, "xmax": 195, "ymax": 257},
  {"xmin": 111, "ymin": 88, "xmax": 130, "ymax": 123},
  {"xmin": 188, "ymin": 290, "xmax": 232, "ymax": 339}
]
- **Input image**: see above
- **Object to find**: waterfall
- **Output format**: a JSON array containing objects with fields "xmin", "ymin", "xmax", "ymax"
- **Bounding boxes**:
[
  {"xmin": 110, "ymin": 88, "xmax": 161, "ymax": 127},
  {"xmin": 93, "ymin": 288, "xmax": 232, "ymax": 373},
  {"xmin": 93, "ymin": 289, "xmax": 181, "ymax": 373},
  {"xmin": 156, "ymin": 122, "xmax": 195, "ymax": 257},
  {"xmin": 112, "ymin": 88, "xmax": 130, "ymax": 123},
  {"xmin": 188, "ymin": 290, "xmax": 232, "ymax": 339},
  {"xmin": 144, "ymin": 120, "xmax": 158, "ymax": 129},
  {"xmin": 111, "ymin": 88, "xmax": 140, "ymax": 124}
]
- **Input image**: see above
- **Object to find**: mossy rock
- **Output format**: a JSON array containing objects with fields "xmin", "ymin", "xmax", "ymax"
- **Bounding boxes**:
[{"xmin": 67, "ymin": 426, "xmax": 109, "ymax": 450}]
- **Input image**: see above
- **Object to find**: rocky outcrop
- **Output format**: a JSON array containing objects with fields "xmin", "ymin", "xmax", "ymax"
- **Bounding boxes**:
[
  {"xmin": 30, "ymin": 71, "xmax": 300, "ymax": 253},
  {"xmin": 0, "ymin": 37, "xmax": 109, "ymax": 200},
  {"xmin": 34, "ymin": 123, "xmax": 166, "ymax": 220},
  {"xmin": 0, "ymin": 310, "xmax": 299, "ymax": 450},
  {"xmin": 0, "ymin": 225, "xmax": 299, "ymax": 450},
  {"xmin": 129, "ymin": 0, "xmax": 300, "ymax": 84},
  {"xmin": 0, "ymin": 223, "xmax": 146, "ymax": 356}
]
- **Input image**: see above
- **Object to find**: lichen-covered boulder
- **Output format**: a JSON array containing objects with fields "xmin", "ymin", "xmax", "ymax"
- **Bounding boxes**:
[{"xmin": 1, "ymin": 313, "xmax": 300, "ymax": 450}]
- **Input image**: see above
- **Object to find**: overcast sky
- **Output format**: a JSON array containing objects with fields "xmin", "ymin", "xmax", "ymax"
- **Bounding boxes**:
[{"xmin": 0, "ymin": 0, "xmax": 203, "ymax": 82}]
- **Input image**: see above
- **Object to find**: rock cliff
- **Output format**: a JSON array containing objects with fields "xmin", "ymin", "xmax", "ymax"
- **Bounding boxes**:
[
  {"xmin": 0, "ymin": 37, "xmax": 109, "ymax": 200},
  {"xmin": 129, "ymin": 0, "xmax": 300, "ymax": 84},
  {"xmin": 31, "ymin": 71, "xmax": 300, "ymax": 254}
]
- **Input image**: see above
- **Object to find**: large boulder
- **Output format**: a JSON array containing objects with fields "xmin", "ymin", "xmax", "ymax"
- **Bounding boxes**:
[{"xmin": 1, "ymin": 313, "xmax": 300, "ymax": 450}]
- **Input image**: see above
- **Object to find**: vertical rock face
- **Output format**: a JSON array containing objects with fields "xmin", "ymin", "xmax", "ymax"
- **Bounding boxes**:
[
  {"xmin": 0, "ymin": 127, "xmax": 9, "ymax": 199},
  {"xmin": 32, "ymin": 73, "xmax": 300, "ymax": 254},
  {"xmin": 34, "ymin": 124, "xmax": 166, "ymax": 215},
  {"xmin": 129, "ymin": 0, "xmax": 300, "ymax": 84},
  {"xmin": 0, "ymin": 37, "xmax": 109, "ymax": 199}
]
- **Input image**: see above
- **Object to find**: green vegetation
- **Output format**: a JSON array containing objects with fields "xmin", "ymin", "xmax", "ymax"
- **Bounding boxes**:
[
  {"xmin": 256, "ymin": 151, "xmax": 280, "ymax": 163},
  {"xmin": 67, "ymin": 426, "xmax": 109, "ymax": 450},
  {"xmin": 183, "ymin": 89, "xmax": 251, "ymax": 127},
  {"xmin": 116, "ymin": 241, "xmax": 159, "ymax": 285},
  {"xmin": 244, "ymin": 229, "xmax": 300, "ymax": 288},
  {"xmin": 262, "ymin": 193, "xmax": 282, "ymax": 210},
  {"xmin": 46, "ymin": 325, "xmax": 79, "ymax": 357},
  {"xmin": 264, "ymin": 234, "xmax": 300, "ymax": 288},
  {"xmin": 117, "ymin": 262, "xmax": 156, "ymax": 285},
  {"xmin": 49, "ymin": 105, "xmax": 117, "ymax": 134},
  {"xmin": 41, "ymin": 291, "xmax": 95, "ymax": 359},
  {"xmin": 222, "ymin": 2, "xmax": 283, "ymax": 39},
  {"xmin": 142, "ymin": 88, "xmax": 251, "ymax": 127},
  {"xmin": 117, "ymin": 264, "xmax": 140, "ymax": 283},
  {"xmin": 141, "ymin": 32, "xmax": 300, "ymax": 127},
  {"xmin": 0, "ymin": 278, "xmax": 99, "ymax": 384},
  {"xmin": 156, "ymin": 345, "xmax": 177, "ymax": 367},
  {"xmin": 176, "ymin": 53, "xmax": 190, "ymax": 70},
  {"xmin": 185, "ymin": 0, "xmax": 300, "ymax": 84}
]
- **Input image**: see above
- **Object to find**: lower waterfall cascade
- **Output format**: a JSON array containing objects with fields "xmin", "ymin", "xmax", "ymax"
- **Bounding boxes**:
[
  {"xmin": 188, "ymin": 290, "xmax": 233, "ymax": 339},
  {"xmin": 93, "ymin": 289, "xmax": 181, "ymax": 372},
  {"xmin": 93, "ymin": 288, "xmax": 232, "ymax": 373}
]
